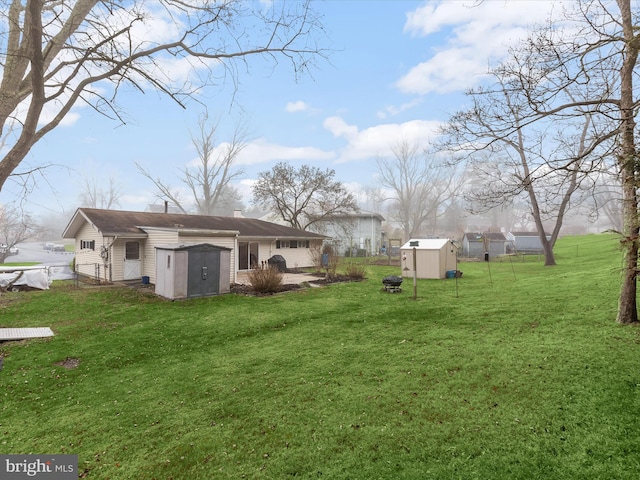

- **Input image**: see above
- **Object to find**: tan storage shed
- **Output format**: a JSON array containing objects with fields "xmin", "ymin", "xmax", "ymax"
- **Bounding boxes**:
[
  {"xmin": 155, "ymin": 243, "xmax": 231, "ymax": 300},
  {"xmin": 400, "ymin": 239, "xmax": 457, "ymax": 279}
]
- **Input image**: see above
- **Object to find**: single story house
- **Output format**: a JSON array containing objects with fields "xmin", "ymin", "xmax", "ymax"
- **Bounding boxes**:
[
  {"xmin": 400, "ymin": 238, "xmax": 458, "ymax": 279},
  {"xmin": 506, "ymin": 231, "xmax": 549, "ymax": 254},
  {"xmin": 462, "ymin": 232, "xmax": 508, "ymax": 260},
  {"xmin": 62, "ymin": 208, "xmax": 327, "ymax": 285}
]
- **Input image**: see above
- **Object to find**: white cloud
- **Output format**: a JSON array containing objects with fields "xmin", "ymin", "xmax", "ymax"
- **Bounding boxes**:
[
  {"xmin": 236, "ymin": 138, "xmax": 335, "ymax": 166},
  {"xmin": 323, "ymin": 116, "xmax": 359, "ymax": 140},
  {"xmin": 236, "ymin": 178, "xmax": 257, "ymax": 205},
  {"xmin": 285, "ymin": 100, "xmax": 310, "ymax": 113},
  {"xmin": 324, "ymin": 117, "xmax": 442, "ymax": 163},
  {"xmin": 398, "ymin": 1, "xmax": 566, "ymax": 95},
  {"xmin": 376, "ymin": 98, "xmax": 424, "ymax": 119}
]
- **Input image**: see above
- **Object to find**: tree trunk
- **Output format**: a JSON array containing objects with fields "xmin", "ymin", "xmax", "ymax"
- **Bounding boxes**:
[{"xmin": 616, "ymin": 0, "xmax": 639, "ymax": 324}]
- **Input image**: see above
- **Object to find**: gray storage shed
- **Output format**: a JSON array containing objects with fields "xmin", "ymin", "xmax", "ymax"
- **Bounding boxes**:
[{"xmin": 155, "ymin": 243, "xmax": 231, "ymax": 300}]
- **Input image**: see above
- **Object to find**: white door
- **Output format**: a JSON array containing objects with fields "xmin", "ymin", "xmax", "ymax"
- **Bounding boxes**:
[{"xmin": 123, "ymin": 241, "xmax": 141, "ymax": 280}]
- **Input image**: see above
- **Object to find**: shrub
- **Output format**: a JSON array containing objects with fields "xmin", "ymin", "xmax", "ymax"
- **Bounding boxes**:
[
  {"xmin": 345, "ymin": 262, "xmax": 366, "ymax": 280},
  {"xmin": 247, "ymin": 266, "xmax": 284, "ymax": 293}
]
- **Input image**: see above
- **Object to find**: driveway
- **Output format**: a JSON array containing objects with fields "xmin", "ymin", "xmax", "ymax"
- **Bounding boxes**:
[{"xmin": 7, "ymin": 242, "xmax": 76, "ymax": 280}]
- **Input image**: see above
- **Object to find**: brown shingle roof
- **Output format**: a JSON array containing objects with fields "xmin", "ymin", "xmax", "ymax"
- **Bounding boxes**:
[{"xmin": 63, "ymin": 208, "xmax": 327, "ymax": 239}]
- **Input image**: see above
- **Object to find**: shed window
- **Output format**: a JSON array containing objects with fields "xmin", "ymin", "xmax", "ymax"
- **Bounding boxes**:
[
  {"xmin": 80, "ymin": 240, "xmax": 95, "ymax": 250},
  {"xmin": 167, "ymin": 254, "xmax": 171, "ymax": 270}
]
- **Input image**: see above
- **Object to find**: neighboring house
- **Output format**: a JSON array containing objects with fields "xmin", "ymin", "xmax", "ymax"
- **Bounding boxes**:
[
  {"xmin": 400, "ymin": 238, "xmax": 458, "ymax": 279},
  {"xmin": 62, "ymin": 208, "xmax": 327, "ymax": 285},
  {"xmin": 462, "ymin": 232, "xmax": 508, "ymax": 259},
  {"xmin": 506, "ymin": 231, "xmax": 549, "ymax": 254},
  {"xmin": 312, "ymin": 212, "xmax": 385, "ymax": 256}
]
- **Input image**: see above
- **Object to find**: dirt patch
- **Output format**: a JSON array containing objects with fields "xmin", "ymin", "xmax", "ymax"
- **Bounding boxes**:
[{"xmin": 55, "ymin": 357, "xmax": 80, "ymax": 369}]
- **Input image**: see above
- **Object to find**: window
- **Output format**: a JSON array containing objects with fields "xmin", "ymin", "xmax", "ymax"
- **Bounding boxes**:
[
  {"xmin": 125, "ymin": 241, "xmax": 140, "ymax": 260},
  {"xmin": 167, "ymin": 255, "xmax": 171, "ymax": 269},
  {"xmin": 276, "ymin": 240, "xmax": 309, "ymax": 249},
  {"xmin": 80, "ymin": 240, "xmax": 95, "ymax": 250}
]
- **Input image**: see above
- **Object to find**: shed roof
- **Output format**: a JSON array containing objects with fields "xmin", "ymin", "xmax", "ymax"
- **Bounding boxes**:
[
  {"xmin": 63, "ymin": 208, "xmax": 328, "ymax": 240},
  {"xmin": 400, "ymin": 238, "xmax": 453, "ymax": 250},
  {"xmin": 508, "ymin": 231, "xmax": 540, "ymax": 237},
  {"xmin": 463, "ymin": 232, "xmax": 484, "ymax": 241},
  {"xmin": 463, "ymin": 232, "xmax": 506, "ymax": 241}
]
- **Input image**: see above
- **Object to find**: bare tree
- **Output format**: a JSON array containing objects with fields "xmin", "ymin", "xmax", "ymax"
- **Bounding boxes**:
[
  {"xmin": 588, "ymin": 168, "xmax": 623, "ymax": 232},
  {"xmin": 137, "ymin": 114, "xmax": 248, "ymax": 215},
  {"xmin": 376, "ymin": 140, "xmax": 458, "ymax": 242},
  {"xmin": 462, "ymin": 0, "xmax": 639, "ymax": 323},
  {"xmin": 438, "ymin": 1, "xmax": 640, "ymax": 322},
  {"xmin": 0, "ymin": 0, "xmax": 327, "ymax": 192},
  {"xmin": 442, "ymin": 72, "xmax": 608, "ymax": 266},
  {"xmin": 79, "ymin": 174, "xmax": 121, "ymax": 209},
  {"xmin": 361, "ymin": 186, "xmax": 387, "ymax": 213},
  {"xmin": 252, "ymin": 162, "xmax": 359, "ymax": 231},
  {"xmin": 0, "ymin": 203, "xmax": 40, "ymax": 263}
]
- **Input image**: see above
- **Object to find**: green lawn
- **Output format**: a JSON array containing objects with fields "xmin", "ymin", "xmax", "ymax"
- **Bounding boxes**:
[{"xmin": 1, "ymin": 234, "xmax": 639, "ymax": 479}]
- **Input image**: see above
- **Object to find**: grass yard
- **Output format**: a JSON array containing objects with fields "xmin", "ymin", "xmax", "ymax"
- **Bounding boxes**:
[{"xmin": 1, "ymin": 234, "xmax": 639, "ymax": 479}]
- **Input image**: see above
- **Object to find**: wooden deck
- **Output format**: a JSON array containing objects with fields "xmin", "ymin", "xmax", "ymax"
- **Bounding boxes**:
[{"xmin": 0, "ymin": 327, "xmax": 54, "ymax": 341}]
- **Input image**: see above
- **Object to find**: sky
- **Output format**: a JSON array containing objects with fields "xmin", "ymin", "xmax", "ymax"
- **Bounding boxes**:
[{"xmin": 0, "ymin": 0, "xmax": 567, "ymax": 220}]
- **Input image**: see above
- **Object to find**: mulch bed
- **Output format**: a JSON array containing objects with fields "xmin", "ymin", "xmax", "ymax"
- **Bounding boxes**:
[{"xmin": 231, "ymin": 274, "xmax": 355, "ymax": 296}]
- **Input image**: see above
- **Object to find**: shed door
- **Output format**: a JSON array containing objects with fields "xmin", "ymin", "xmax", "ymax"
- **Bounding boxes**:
[
  {"xmin": 123, "ymin": 241, "xmax": 141, "ymax": 280},
  {"xmin": 187, "ymin": 250, "xmax": 220, "ymax": 297}
]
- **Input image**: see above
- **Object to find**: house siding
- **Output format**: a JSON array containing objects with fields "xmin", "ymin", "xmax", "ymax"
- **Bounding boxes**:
[
  {"xmin": 175, "ymin": 234, "xmax": 236, "ymax": 284},
  {"xmin": 73, "ymin": 222, "xmax": 108, "ymax": 281},
  {"xmin": 272, "ymin": 239, "xmax": 323, "ymax": 270},
  {"xmin": 143, "ymin": 230, "xmax": 180, "ymax": 283}
]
